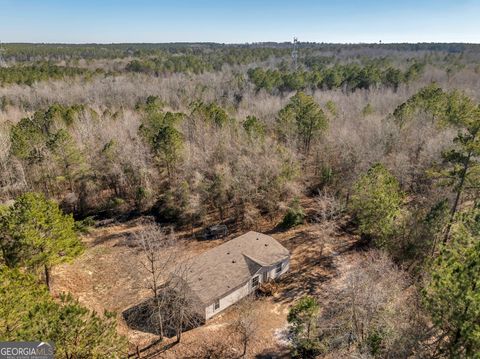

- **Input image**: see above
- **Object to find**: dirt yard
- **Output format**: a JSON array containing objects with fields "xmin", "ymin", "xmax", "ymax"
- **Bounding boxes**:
[{"xmin": 51, "ymin": 203, "xmax": 360, "ymax": 358}]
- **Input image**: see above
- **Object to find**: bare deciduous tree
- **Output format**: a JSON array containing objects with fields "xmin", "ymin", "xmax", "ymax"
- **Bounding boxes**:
[
  {"xmin": 317, "ymin": 251, "xmax": 429, "ymax": 357},
  {"xmin": 231, "ymin": 295, "xmax": 259, "ymax": 358},
  {"xmin": 137, "ymin": 224, "xmax": 201, "ymax": 342},
  {"xmin": 188, "ymin": 339, "xmax": 237, "ymax": 359},
  {"xmin": 137, "ymin": 224, "xmax": 179, "ymax": 339},
  {"xmin": 168, "ymin": 259, "xmax": 202, "ymax": 343}
]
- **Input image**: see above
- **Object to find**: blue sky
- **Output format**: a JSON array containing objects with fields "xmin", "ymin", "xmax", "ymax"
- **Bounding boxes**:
[{"xmin": 0, "ymin": 0, "xmax": 479, "ymax": 43}]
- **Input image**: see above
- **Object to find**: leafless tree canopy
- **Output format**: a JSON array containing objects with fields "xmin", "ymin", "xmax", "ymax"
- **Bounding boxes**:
[
  {"xmin": 317, "ymin": 252, "xmax": 429, "ymax": 357},
  {"xmin": 1, "ymin": 43, "xmax": 479, "ymax": 357},
  {"xmin": 124, "ymin": 225, "xmax": 201, "ymax": 341}
]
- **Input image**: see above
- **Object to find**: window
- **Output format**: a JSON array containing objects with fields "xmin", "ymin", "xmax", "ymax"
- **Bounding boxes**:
[
  {"xmin": 214, "ymin": 299, "xmax": 220, "ymax": 311},
  {"xmin": 252, "ymin": 275, "xmax": 259, "ymax": 288},
  {"xmin": 275, "ymin": 262, "xmax": 283, "ymax": 274}
]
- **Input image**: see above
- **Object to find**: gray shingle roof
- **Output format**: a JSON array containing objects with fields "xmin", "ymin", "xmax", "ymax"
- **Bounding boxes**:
[{"xmin": 182, "ymin": 231, "xmax": 289, "ymax": 305}]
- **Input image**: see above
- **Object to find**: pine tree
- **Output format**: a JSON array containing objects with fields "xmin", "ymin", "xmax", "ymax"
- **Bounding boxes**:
[
  {"xmin": 277, "ymin": 92, "xmax": 328, "ymax": 155},
  {"xmin": 139, "ymin": 106, "xmax": 184, "ymax": 180},
  {"xmin": 243, "ymin": 115, "xmax": 266, "ymax": 139},
  {"xmin": 393, "ymin": 87, "xmax": 480, "ymax": 244},
  {"xmin": 437, "ymin": 98, "xmax": 480, "ymax": 243},
  {"xmin": 0, "ymin": 266, "xmax": 127, "ymax": 357},
  {"xmin": 0, "ymin": 192, "xmax": 83, "ymax": 289},
  {"xmin": 32, "ymin": 294, "xmax": 128, "ymax": 359},
  {"xmin": 0, "ymin": 265, "xmax": 51, "ymax": 340},
  {"xmin": 287, "ymin": 296, "xmax": 321, "ymax": 358},
  {"xmin": 350, "ymin": 164, "xmax": 405, "ymax": 247},
  {"xmin": 424, "ymin": 208, "xmax": 480, "ymax": 357}
]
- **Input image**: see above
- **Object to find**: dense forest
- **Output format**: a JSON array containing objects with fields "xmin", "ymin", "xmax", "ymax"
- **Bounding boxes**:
[{"xmin": 0, "ymin": 42, "xmax": 479, "ymax": 358}]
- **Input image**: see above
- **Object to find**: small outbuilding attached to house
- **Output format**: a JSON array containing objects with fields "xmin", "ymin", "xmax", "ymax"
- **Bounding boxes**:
[{"xmin": 179, "ymin": 231, "xmax": 290, "ymax": 321}]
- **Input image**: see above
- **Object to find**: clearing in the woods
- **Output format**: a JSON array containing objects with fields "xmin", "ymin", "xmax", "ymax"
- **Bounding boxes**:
[{"xmin": 52, "ymin": 200, "xmax": 361, "ymax": 358}]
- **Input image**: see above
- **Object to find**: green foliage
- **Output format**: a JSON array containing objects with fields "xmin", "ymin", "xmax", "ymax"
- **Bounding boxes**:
[
  {"xmin": 38, "ymin": 293, "xmax": 128, "ymax": 358},
  {"xmin": 412, "ymin": 199, "xmax": 450, "ymax": 261},
  {"xmin": 139, "ymin": 100, "xmax": 185, "ymax": 177},
  {"xmin": 393, "ymin": 84, "xmax": 448, "ymax": 126},
  {"xmin": 247, "ymin": 67, "xmax": 288, "ymax": 92},
  {"xmin": 277, "ymin": 92, "xmax": 328, "ymax": 154},
  {"xmin": 107, "ymin": 197, "xmax": 126, "ymax": 212},
  {"xmin": 136, "ymin": 95, "xmax": 165, "ymax": 112},
  {"xmin": 0, "ymin": 266, "xmax": 128, "ymax": 357},
  {"xmin": 135, "ymin": 186, "xmax": 150, "ymax": 210},
  {"xmin": 10, "ymin": 104, "xmax": 87, "ymax": 194},
  {"xmin": 288, "ymin": 296, "xmax": 321, "ymax": 358},
  {"xmin": 0, "ymin": 63, "xmax": 98, "ymax": 86},
  {"xmin": 362, "ymin": 103, "xmax": 374, "ymax": 116},
  {"xmin": 392, "ymin": 84, "xmax": 479, "ymax": 129},
  {"xmin": 433, "ymin": 96, "xmax": 480, "ymax": 192},
  {"xmin": 0, "ymin": 192, "xmax": 83, "ymax": 287},
  {"xmin": 243, "ymin": 115, "xmax": 266, "ymax": 139},
  {"xmin": 0, "ymin": 266, "xmax": 52, "ymax": 339},
  {"xmin": 0, "ymin": 96, "xmax": 12, "ymax": 111},
  {"xmin": 350, "ymin": 164, "xmax": 405, "ymax": 247},
  {"xmin": 366, "ymin": 330, "xmax": 385, "ymax": 356},
  {"xmin": 281, "ymin": 199, "xmax": 305, "ymax": 229},
  {"xmin": 317, "ymin": 165, "xmax": 334, "ymax": 188},
  {"xmin": 424, "ymin": 209, "xmax": 480, "ymax": 357},
  {"xmin": 127, "ymin": 55, "xmax": 212, "ymax": 75},
  {"xmin": 125, "ymin": 47, "xmax": 289, "ymax": 75},
  {"xmin": 290, "ymin": 338, "xmax": 323, "ymax": 359},
  {"xmin": 74, "ymin": 216, "xmax": 95, "ymax": 234},
  {"xmin": 190, "ymin": 101, "xmax": 231, "ymax": 127},
  {"xmin": 248, "ymin": 61, "xmax": 424, "ymax": 93},
  {"xmin": 2, "ymin": 43, "xmax": 476, "ymax": 64},
  {"xmin": 324, "ymin": 100, "xmax": 337, "ymax": 117},
  {"xmin": 404, "ymin": 62, "xmax": 426, "ymax": 82},
  {"xmin": 287, "ymin": 296, "xmax": 320, "ymax": 334},
  {"xmin": 398, "ymin": 86, "xmax": 480, "ymax": 242},
  {"xmin": 384, "ymin": 67, "xmax": 404, "ymax": 91},
  {"xmin": 153, "ymin": 190, "xmax": 185, "ymax": 224},
  {"xmin": 152, "ymin": 126, "xmax": 184, "ymax": 170},
  {"xmin": 47, "ymin": 128, "xmax": 86, "ymax": 189}
]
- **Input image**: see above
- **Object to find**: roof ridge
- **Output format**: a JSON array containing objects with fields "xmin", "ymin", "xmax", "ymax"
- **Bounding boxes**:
[
  {"xmin": 176, "ymin": 232, "xmax": 289, "ymax": 305},
  {"xmin": 242, "ymin": 252, "xmax": 268, "ymax": 267}
]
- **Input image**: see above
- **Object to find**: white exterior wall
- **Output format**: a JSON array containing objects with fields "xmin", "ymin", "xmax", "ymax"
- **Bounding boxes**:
[
  {"xmin": 205, "ymin": 280, "xmax": 251, "ymax": 319},
  {"xmin": 264, "ymin": 256, "xmax": 290, "ymax": 281},
  {"xmin": 204, "ymin": 256, "xmax": 290, "ymax": 320}
]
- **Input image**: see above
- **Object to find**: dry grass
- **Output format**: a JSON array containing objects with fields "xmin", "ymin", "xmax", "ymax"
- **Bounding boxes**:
[{"xmin": 51, "ymin": 199, "xmax": 362, "ymax": 358}]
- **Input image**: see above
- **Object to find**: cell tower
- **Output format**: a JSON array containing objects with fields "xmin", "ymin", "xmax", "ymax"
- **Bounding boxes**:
[
  {"xmin": 291, "ymin": 36, "xmax": 298, "ymax": 70},
  {"xmin": 0, "ymin": 41, "xmax": 5, "ymax": 68}
]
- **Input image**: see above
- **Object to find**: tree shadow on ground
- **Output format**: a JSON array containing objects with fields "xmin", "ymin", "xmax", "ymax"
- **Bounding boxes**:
[
  {"xmin": 274, "ymin": 227, "xmax": 366, "ymax": 304},
  {"xmin": 91, "ymin": 231, "xmax": 131, "ymax": 247},
  {"xmin": 264, "ymin": 221, "xmax": 291, "ymax": 236},
  {"xmin": 132, "ymin": 341, "xmax": 179, "ymax": 359},
  {"xmin": 122, "ymin": 297, "xmax": 203, "ymax": 338},
  {"xmin": 273, "ymin": 230, "xmax": 334, "ymax": 303},
  {"xmin": 255, "ymin": 347, "xmax": 291, "ymax": 359}
]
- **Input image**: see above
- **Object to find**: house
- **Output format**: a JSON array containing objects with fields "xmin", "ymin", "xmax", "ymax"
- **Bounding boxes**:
[{"xmin": 179, "ymin": 231, "xmax": 290, "ymax": 321}]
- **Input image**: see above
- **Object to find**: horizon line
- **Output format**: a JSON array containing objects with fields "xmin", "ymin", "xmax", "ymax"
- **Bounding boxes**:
[{"xmin": 2, "ymin": 41, "xmax": 480, "ymax": 45}]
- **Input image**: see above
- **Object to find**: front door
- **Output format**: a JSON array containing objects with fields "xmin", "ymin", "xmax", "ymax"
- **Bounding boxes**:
[{"xmin": 262, "ymin": 271, "xmax": 268, "ymax": 282}]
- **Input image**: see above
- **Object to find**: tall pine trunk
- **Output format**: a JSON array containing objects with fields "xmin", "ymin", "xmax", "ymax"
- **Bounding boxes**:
[
  {"xmin": 44, "ymin": 264, "xmax": 51, "ymax": 291},
  {"xmin": 443, "ymin": 150, "xmax": 472, "ymax": 244}
]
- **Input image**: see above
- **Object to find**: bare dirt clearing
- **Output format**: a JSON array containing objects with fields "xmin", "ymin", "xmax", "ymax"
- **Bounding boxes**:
[{"xmin": 51, "ymin": 209, "xmax": 361, "ymax": 358}]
